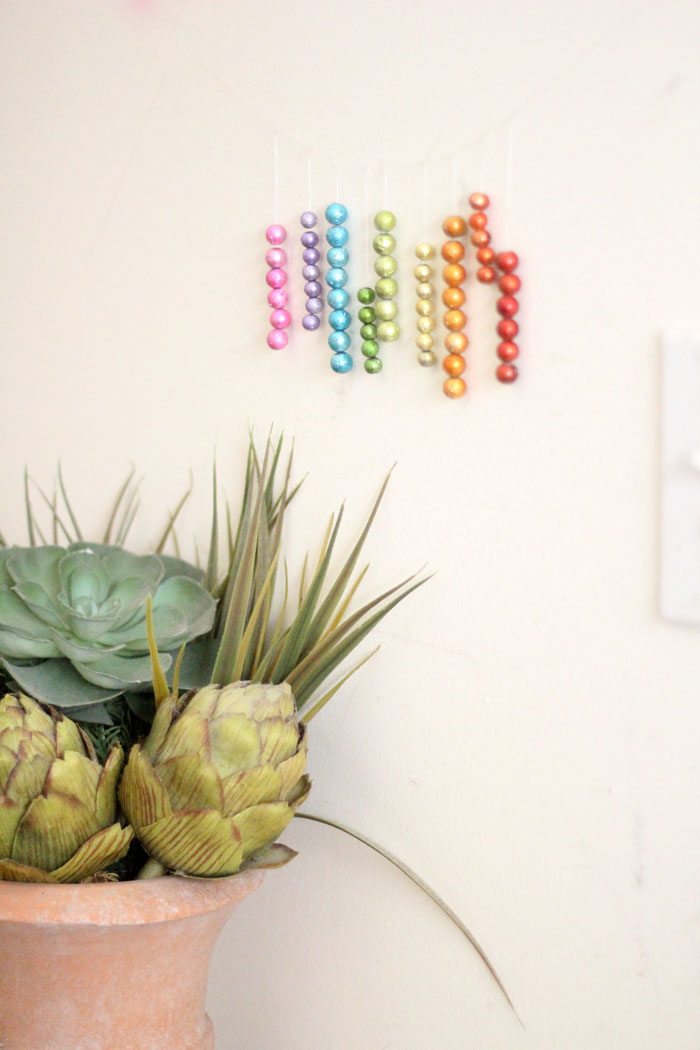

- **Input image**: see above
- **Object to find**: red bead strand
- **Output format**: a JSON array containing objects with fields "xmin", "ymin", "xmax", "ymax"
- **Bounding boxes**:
[{"xmin": 494, "ymin": 251, "xmax": 520, "ymax": 382}]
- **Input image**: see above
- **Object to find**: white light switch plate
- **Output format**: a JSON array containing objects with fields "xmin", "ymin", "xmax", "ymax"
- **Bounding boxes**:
[{"xmin": 660, "ymin": 331, "xmax": 700, "ymax": 626}]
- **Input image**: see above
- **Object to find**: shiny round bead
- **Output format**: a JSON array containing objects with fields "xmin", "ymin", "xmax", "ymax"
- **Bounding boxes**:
[
  {"xmin": 416, "ymin": 332, "xmax": 434, "ymax": 351},
  {"xmin": 476, "ymin": 247, "xmax": 495, "ymax": 265},
  {"xmin": 417, "ymin": 315, "xmax": 435, "ymax": 334},
  {"xmin": 441, "ymin": 241, "xmax": 465, "ymax": 263},
  {"xmin": 325, "ymin": 202, "xmax": 348, "ymax": 225},
  {"xmin": 364, "ymin": 357, "xmax": 382, "ymax": 374},
  {"xmin": 301, "ymin": 231, "xmax": 318, "ymax": 248},
  {"xmin": 266, "ymin": 247, "xmax": 287, "ymax": 268},
  {"xmin": 307, "ymin": 297, "xmax": 324, "ymax": 315},
  {"xmin": 377, "ymin": 320, "xmax": 400, "ymax": 341},
  {"xmin": 327, "ymin": 246, "xmax": 349, "ymax": 267},
  {"xmin": 373, "ymin": 233, "xmax": 396, "ymax": 255},
  {"xmin": 358, "ymin": 306, "xmax": 376, "ymax": 324},
  {"xmin": 468, "ymin": 212, "xmax": 488, "ymax": 230},
  {"xmin": 499, "ymin": 274, "xmax": 521, "ymax": 295},
  {"xmin": 470, "ymin": 230, "xmax": 491, "ymax": 248},
  {"xmin": 375, "ymin": 255, "xmax": 398, "ymax": 278},
  {"xmin": 331, "ymin": 351, "xmax": 353, "ymax": 373},
  {"xmin": 302, "ymin": 314, "xmax": 320, "ymax": 331},
  {"xmin": 414, "ymin": 263, "xmax": 433, "ymax": 281},
  {"xmin": 360, "ymin": 323, "xmax": 377, "ymax": 339},
  {"xmin": 329, "ymin": 330, "xmax": 351, "ymax": 353},
  {"xmin": 443, "ymin": 263, "xmax": 466, "ymax": 286},
  {"xmin": 270, "ymin": 308, "xmax": 291, "ymax": 329},
  {"xmin": 304, "ymin": 280, "xmax": 322, "ymax": 298},
  {"xmin": 496, "ymin": 251, "xmax": 519, "ymax": 273},
  {"xmin": 443, "ymin": 353, "xmax": 466, "ymax": 377},
  {"xmin": 268, "ymin": 288, "xmax": 288, "ymax": 308},
  {"xmin": 267, "ymin": 329, "xmax": 288, "ymax": 350},
  {"xmin": 374, "ymin": 210, "xmax": 396, "ymax": 231},
  {"xmin": 376, "ymin": 277, "xmax": 398, "ymax": 299},
  {"xmin": 469, "ymin": 192, "xmax": 489, "ymax": 210},
  {"xmin": 477, "ymin": 266, "xmax": 496, "ymax": 283},
  {"xmin": 327, "ymin": 287, "xmax": 349, "ymax": 309},
  {"xmin": 375, "ymin": 299, "xmax": 398, "ymax": 321},
  {"xmin": 443, "ymin": 376, "xmax": 467, "ymax": 398},
  {"xmin": 416, "ymin": 281, "xmax": 433, "ymax": 299},
  {"xmin": 442, "ymin": 215, "xmax": 467, "ymax": 237},
  {"xmin": 497, "ymin": 341, "xmax": 519, "ymax": 362},
  {"xmin": 300, "ymin": 211, "xmax": 317, "ymax": 229},
  {"xmin": 445, "ymin": 331, "xmax": 468, "ymax": 354},
  {"xmin": 444, "ymin": 309, "xmax": 466, "ymax": 331},
  {"xmin": 326, "ymin": 267, "xmax": 348, "ymax": 288},
  {"xmin": 442, "ymin": 286, "xmax": 465, "ymax": 309},
  {"xmin": 303, "ymin": 248, "xmax": 320, "ymax": 265},
  {"xmin": 302, "ymin": 264, "xmax": 320, "ymax": 281},
  {"xmin": 326, "ymin": 225, "xmax": 349, "ymax": 247},
  {"xmin": 497, "ymin": 295, "xmax": 519, "ymax": 318},
  {"xmin": 266, "ymin": 224, "xmax": 286, "ymax": 245},
  {"xmin": 415, "ymin": 242, "xmax": 435, "ymax": 260},
  {"xmin": 329, "ymin": 308, "xmax": 351, "ymax": 330},
  {"xmin": 358, "ymin": 286, "xmax": 375, "ymax": 304},
  {"xmin": 361, "ymin": 339, "xmax": 379, "ymax": 358},
  {"xmin": 496, "ymin": 363, "xmax": 518, "ymax": 383},
  {"xmin": 416, "ymin": 299, "xmax": 434, "ymax": 317},
  {"xmin": 266, "ymin": 267, "xmax": 287, "ymax": 289},
  {"xmin": 417, "ymin": 349, "xmax": 437, "ymax": 367},
  {"xmin": 497, "ymin": 318, "xmax": 519, "ymax": 340}
]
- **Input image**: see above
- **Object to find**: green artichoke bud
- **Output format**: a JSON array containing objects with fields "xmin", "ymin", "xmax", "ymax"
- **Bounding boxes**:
[
  {"xmin": 0, "ymin": 543, "xmax": 216, "ymax": 709},
  {"xmin": 0, "ymin": 693, "xmax": 133, "ymax": 882},
  {"xmin": 120, "ymin": 681, "xmax": 310, "ymax": 878}
]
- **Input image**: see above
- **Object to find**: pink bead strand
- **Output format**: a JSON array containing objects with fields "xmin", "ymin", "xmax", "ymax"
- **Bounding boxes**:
[{"xmin": 265, "ymin": 224, "xmax": 290, "ymax": 350}]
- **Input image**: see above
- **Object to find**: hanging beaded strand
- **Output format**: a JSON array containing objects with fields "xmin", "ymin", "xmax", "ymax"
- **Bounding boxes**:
[
  {"xmin": 441, "ymin": 215, "xmax": 468, "ymax": 398},
  {"xmin": 300, "ymin": 212, "xmax": 322, "ymax": 332},
  {"xmin": 468, "ymin": 193, "xmax": 496, "ymax": 286},
  {"xmin": 373, "ymin": 210, "xmax": 400, "ymax": 347},
  {"xmin": 415, "ymin": 243, "xmax": 437, "ymax": 367},
  {"xmin": 494, "ymin": 251, "xmax": 520, "ymax": 383},
  {"xmin": 325, "ymin": 202, "xmax": 352, "ymax": 373},
  {"xmin": 265, "ymin": 224, "xmax": 290, "ymax": 351},
  {"xmin": 358, "ymin": 286, "xmax": 380, "ymax": 374}
]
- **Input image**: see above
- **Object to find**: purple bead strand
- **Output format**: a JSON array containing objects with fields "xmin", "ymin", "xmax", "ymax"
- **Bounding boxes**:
[{"xmin": 300, "ymin": 211, "xmax": 321, "ymax": 331}]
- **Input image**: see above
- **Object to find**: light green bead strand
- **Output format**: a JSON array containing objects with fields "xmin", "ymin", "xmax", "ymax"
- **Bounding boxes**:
[
  {"xmin": 375, "ymin": 299, "xmax": 398, "ymax": 322},
  {"xmin": 377, "ymin": 320, "xmax": 400, "ymax": 342}
]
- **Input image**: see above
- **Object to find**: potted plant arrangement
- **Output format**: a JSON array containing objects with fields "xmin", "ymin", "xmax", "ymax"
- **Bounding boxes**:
[{"xmin": 0, "ymin": 436, "xmax": 511, "ymax": 1049}]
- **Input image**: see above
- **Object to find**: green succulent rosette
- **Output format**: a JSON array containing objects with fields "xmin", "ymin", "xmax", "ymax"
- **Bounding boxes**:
[
  {"xmin": 0, "ymin": 693, "xmax": 133, "ymax": 882},
  {"xmin": 120, "ymin": 681, "xmax": 310, "ymax": 878},
  {"xmin": 0, "ymin": 543, "xmax": 216, "ymax": 711}
]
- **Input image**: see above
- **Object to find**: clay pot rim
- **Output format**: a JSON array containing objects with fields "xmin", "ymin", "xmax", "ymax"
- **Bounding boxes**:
[{"xmin": 0, "ymin": 869, "xmax": 264, "ymax": 926}]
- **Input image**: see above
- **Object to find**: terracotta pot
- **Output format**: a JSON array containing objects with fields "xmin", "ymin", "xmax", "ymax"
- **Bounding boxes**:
[{"xmin": 0, "ymin": 869, "xmax": 264, "ymax": 1050}]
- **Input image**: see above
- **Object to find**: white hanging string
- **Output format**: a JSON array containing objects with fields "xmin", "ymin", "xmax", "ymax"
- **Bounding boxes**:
[
  {"xmin": 334, "ymin": 163, "xmax": 340, "ymax": 203},
  {"xmin": 422, "ymin": 163, "xmax": 428, "ymax": 231},
  {"xmin": 273, "ymin": 133, "xmax": 280, "ymax": 224},
  {"xmin": 504, "ymin": 123, "xmax": 515, "ymax": 246},
  {"xmin": 307, "ymin": 152, "xmax": 312, "ymax": 211},
  {"xmin": 452, "ymin": 155, "xmax": 459, "ymax": 209},
  {"xmin": 365, "ymin": 166, "xmax": 371, "ymax": 281}
]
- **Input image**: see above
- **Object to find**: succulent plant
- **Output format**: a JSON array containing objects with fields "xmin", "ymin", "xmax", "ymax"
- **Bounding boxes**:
[
  {"xmin": 0, "ymin": 693, "xmax": 133, "ymax": 882},
  {"xmin": 0, "ymin": 543, "xmax": 216, "ymax": 712},
  {"xmin": 120, "ymin": 681, "xmax": 309, "ymax": 878}
]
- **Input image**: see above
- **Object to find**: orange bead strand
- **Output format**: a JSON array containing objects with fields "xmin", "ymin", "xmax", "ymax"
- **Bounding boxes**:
[{"xmin": 440, "ymin": 216, "xmax": 469, "ymax": 398}]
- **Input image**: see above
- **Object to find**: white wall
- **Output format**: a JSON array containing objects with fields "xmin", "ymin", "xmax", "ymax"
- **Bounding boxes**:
[{"xmin": 2, "ymin": 1, "xmax": 699, "ymax": 1047}]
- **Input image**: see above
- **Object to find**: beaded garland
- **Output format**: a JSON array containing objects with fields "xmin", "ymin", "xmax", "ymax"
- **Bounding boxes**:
[
  {"xmin": 440, "ymin": 215, "xmax": 469, "ymax": 398},
  {"xmin": 414, "ymin": 242, "xmax": 437, "ymax": 367},
  {"xmin": 373, "ymin": 211, "xmax": 400, "ymax": 347},
  {"xmin": 300, "ymin": 211, "xmax": 322, "ymax": 331},
  {"xmin": 494, "ymin": 251, "xmax": 520, "ymax": 383},
  {"xmin": 358, "ymin": 286, "xmax": 381, "ymax": 374},
  {"xmin": 265, "ymin": 224, "xmax": 290, "ymax": 351},
  {"xmin": 325, "ymin": 202, "xmax": 353, "ymax": 373}
]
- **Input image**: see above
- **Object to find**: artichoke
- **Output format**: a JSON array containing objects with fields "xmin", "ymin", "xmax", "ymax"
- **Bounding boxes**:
[
  {"xmin": 0, "ymin": 543, "xmax": 216, "ymax": 709},
  {"xmin": 120, "ymin": 681, "xmax": 310, "ymax": 878},
  {"xmin": 0, "ymin": 693, "xmax": 133, "ymax": 882}
]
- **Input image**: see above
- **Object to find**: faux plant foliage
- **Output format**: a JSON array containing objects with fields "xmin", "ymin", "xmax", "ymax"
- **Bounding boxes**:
[
  {"xmin": 0, "ymin": 693, "xmax": 133, "ymax": 883},
  {"xmin": 0, "ymin": 543, "xmax": 215, "ymax": 710}
]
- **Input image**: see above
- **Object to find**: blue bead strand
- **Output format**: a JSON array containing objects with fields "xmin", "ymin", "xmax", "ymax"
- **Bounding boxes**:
[{"xmin": 325, "ymin": 203, "xmax": 352, "ymax": 372}]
